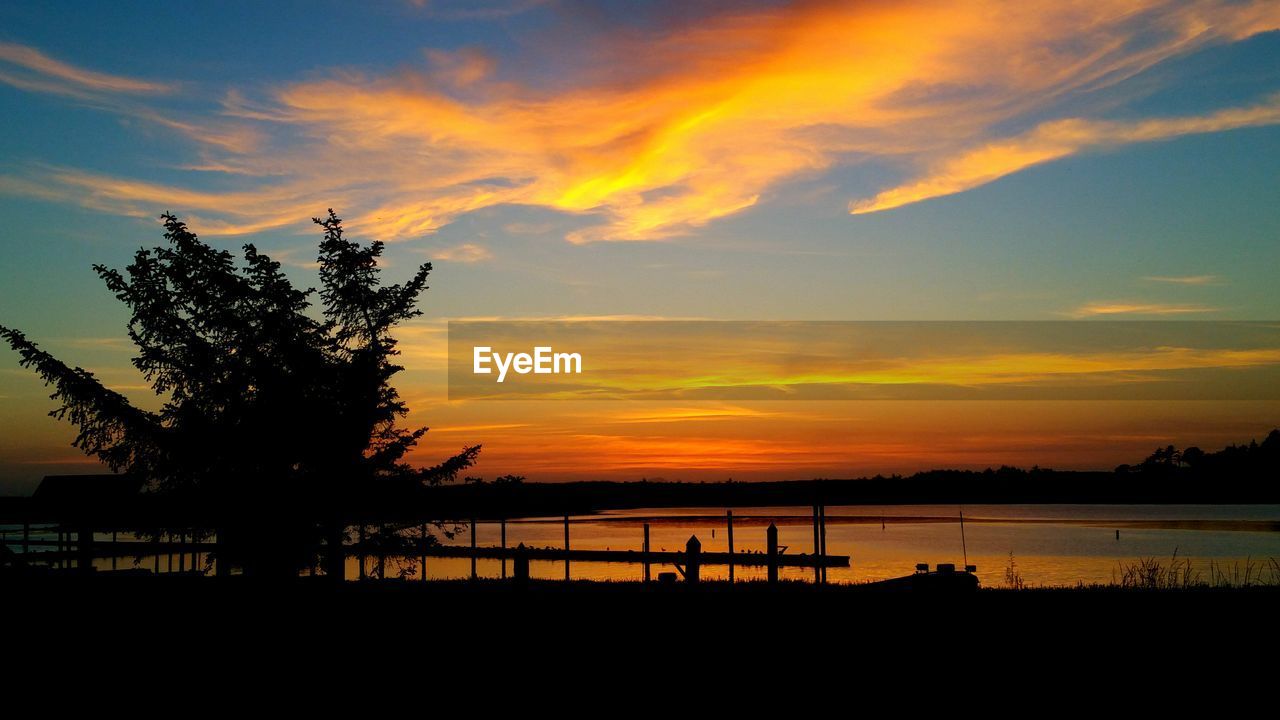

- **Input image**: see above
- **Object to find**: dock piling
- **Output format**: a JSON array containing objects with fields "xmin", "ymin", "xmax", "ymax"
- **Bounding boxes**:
[
  {"xmin": 513, "ymin": 543, "xmax": 529, "ymax": 584},
  {"xmin": 766, "ymin": 522, "xmax": 778, "ymax": 584},
  {"xmin": 819, "ymin": 504, "xmax": 828, "ymax": 584},
  {"xmin": 727, "ymin": 510, "xmax": 735, "ymax": 584},
  {"xmin": 812, "ymin": 504, "xmax": 821, "ymax": 584},
  {"xmin": 685, "ymin": 535, "xmax": 701, "ymax": 584},
  {"xmin": 643, "ymin": 523, "xmax": 651, "ymax": 583}
]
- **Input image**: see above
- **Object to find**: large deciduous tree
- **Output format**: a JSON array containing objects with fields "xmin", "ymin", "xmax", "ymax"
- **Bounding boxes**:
[{"xmin": 0, "ymin": 210, "xmax": 478, "ymax": 577}]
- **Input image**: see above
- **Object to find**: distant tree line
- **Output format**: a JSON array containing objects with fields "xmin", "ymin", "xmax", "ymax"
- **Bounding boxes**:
[
  {"xmin": 1116, "ymin": 429, "xmax": 1280, "ymax": 480},
  {"xmin": 418, "ymin": 429, "xmax": 1280, "ymax": 516}
]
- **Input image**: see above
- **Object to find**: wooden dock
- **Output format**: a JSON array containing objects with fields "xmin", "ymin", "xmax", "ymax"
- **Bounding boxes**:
[
  {"xmin": 378, "ymin": 544, "xmax": 849, "ymax": 568},
  {"xmin": 4, "ymin": 505, "xmax": 847, "ymax": 583}
]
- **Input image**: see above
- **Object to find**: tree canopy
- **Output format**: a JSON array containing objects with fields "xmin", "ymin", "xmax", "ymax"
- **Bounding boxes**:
[{"xmin": 0, "ymin": 210, "xmax": 478, "ymax": 576}]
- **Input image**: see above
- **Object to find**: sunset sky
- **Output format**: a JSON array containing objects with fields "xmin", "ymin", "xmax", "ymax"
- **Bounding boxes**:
[{"xmin": 2, "ymin": 0, "xmax": 1279, "ymax": 493}]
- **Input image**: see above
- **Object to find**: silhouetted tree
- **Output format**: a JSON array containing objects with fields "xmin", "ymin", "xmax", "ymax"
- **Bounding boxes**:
[
  {"xmin": 1180, "ymin": 446, "xmax": 1205, "ymax": 470},
  {"xmin": 0, "ymin": 210, "xmax": 478, "ymax": 578},
  {"xmin": 1140, "ymin": 444, "xmax": 1180, "ymax": 473}
]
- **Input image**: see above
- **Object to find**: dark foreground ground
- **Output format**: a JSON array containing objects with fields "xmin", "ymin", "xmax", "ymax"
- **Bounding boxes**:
[
  {"xmin": 4, "ymin": 574, "xmax": 1275, "ymax": 688},
  {"xmin": 9, "ymin": 573, "xmax": 1279, "ymax": 621}
]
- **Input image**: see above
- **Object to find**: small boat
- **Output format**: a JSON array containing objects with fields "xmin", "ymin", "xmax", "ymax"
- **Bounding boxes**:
[{"xmin": 857, "ymin": 563, "xmax": 979, "ymax": 592}]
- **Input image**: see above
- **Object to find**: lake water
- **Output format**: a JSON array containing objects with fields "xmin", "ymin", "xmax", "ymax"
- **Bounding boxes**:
[
  {"xmin": 8, "ymin": 504, "xmax": 1280, "ymax": 587},
  {"xmin": 426, "ymin": 504, "xmax": 1280, "ymax": 587}
]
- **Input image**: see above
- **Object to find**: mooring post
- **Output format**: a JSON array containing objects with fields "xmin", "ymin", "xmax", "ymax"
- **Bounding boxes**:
[
  {"xmin": 513, "ymin": 542, "xmax": 529, "ymax": 584},
  {"xmin": 685, "ymin": 535, "xmax": 701, "ymax": 584},
  {"xmin": 563, "ymin": 514, "xmax": 570, "ymax": 581},
  {"xmin": 812, "ymin": 504, "xmax": 821, "ymax": 584},
  {"xmin": 111, "ymin": 530, "xmax": 117, "ymax": 571},
  {"xmin": 766, "ymin": 522, "xmax": 778, "ymax": 584},
  {"xmin": 727, "ymin": 510, "xmax": 735, "ymax": 584},
  {"xmin": 22, "ymin": 520, "xmax": 29, "ymax": 556},
  {"xmin": 643, "ymin": 523, "xmax": 651, "ymax": 583},
  {"xmin": 500, "ymin": 518, "xmax": 507, "ymax": 580},
  {"xmin": 470, "ymin": 517, "xmax": 478, "ymax": 581},
  {"xmin": 819, "ymin": 503, "xmax": 828, "ymax": 584}
]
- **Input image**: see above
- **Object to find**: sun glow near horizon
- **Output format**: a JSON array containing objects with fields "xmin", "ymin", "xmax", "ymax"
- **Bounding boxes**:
[{"xmin": 1, "ymin": 1, "xmax": 1279, "ymax": 491}]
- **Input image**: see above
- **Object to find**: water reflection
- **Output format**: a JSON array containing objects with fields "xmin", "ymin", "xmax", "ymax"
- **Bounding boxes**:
[{"xmin": 433, "ymin": 504, "xmax": 1280, "ymax": 587}]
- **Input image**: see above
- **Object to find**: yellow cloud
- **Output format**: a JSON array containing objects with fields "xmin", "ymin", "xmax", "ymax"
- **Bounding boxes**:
[
  {"xmin": 1067, "ymin": 302, "xmax": 1219, "ymax": 317},
  {"xmin": 605, "ymin": 406, "xmax": 782, "ymax": 424},
  {"xmin": 1143, "ymin": 275, "xmax": 1222, "ymax": 285}
]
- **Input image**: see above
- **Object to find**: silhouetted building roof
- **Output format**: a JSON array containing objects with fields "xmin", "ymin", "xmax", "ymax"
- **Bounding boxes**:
[{"xmin": 33, "ymin": 474, "xmax": 142, "ymax": 504}]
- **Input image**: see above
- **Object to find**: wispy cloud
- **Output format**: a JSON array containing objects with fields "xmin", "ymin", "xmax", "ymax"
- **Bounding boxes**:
[
  {"xmin": 1143, "ymin": 274, "xmax": 1223, "ymax": 285},
  {"xmin": 0, "ymin": 42, "xmax": 264, "ymax": 155},
  {"xmin": 442, "ymin": 314, "xmax": 706, "ymax": 321},
  {"xmin": 431, "ymin": 243, "xmax": 493, "ymax": 263},
  {"xmin": 427, "ymin": 423, "xmax": 531, "ymax": 433},
  {"xmin": 1066, "ymin": 301, "xmax": 1219, "ymax": 317},
  {"xmin": 851, "ymin": 98, "xmax": 1280, "ymax": 214},
  {"xmin": 52, "ymin": 337, "xmax": 134, "ymax": 351},
  {"xmin": 424, "ymin": 48, "xmax": 497, "ymax": 88},
  {"xmin": 0, "ymin": 166, "xmax": 328, "ymax": 234},
  {"xmin": 405, "ymin": 0, "xmax": 550, "ymax": 20},
  {"xmin": 0, "ymin": 41, "xmax": 173, "ymax": 95},
  {"xmin": 2, "ymin": 1, "xmax": 1279, "ymax": 242},
  {"xmin": 605, "ymin": 406, "xmax": 783, "ymax": 424}
]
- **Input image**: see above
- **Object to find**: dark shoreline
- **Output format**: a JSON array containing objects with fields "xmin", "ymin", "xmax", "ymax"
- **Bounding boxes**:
[
  {"xmin": 410, "ymin": 474, "xmax": 1280, "ymax": 521},
  {"xmin": 6, "ymin": 472, "xmax": 1280, "ymax": 527}
]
